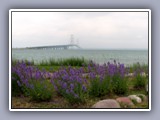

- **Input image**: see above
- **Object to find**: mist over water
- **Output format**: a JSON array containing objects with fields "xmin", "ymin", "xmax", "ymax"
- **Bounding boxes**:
[{"xmin": 12, "ymin": 49, "xmax": 148, "ymax": 65}]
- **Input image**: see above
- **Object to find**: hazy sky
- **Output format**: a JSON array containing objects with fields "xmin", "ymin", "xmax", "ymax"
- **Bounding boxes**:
[{"xmin": 12, "ymin": 11, "xmax": 148, "ymax": 49}]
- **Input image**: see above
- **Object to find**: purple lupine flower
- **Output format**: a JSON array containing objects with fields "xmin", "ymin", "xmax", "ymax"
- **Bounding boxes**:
[
  {"xmin": 69, "ymin": 76, "xmax": 74, "ymax": 81},
  {"xmin": 88, "ymin": 65, "xmax": 92, "ymax": 72},
  {"xmin": 82, "ymin": 85, "xmax": 87, "ymax": 92},
  {"xmin": 69, "ymin": 69, "xmax": 75, "ymax": 75},
  {"xmin": 108, "ymin": 63, "xmax": 117, "ymax": 76},
  {"xmin": 99, "ymin": 75, "xmax": 104, "ymax": 82},
  {"xmin": 76, "ymin": 76, "xmax": 82, "ymax": 83},
  {"xmin": 70, "ymin": 83, "xmax": 74, "ymax": 89},
  {"xmin": 119, "ymin": 63, "xmax": 125, "ymax": 77},
  {"xmin": 74, "ymin": 93, "xmax": 79, "ymax": 98},
  {"xmin": 22, "ymin": 79, "xmax": 28, "ymax": 85},
  {"xmin": 47, "ymin": 72, "xmax": 51, "ymax": 78},
  {"xmin": 62, "ymin": 82, "xmax": 67, "ymax": 89},
  {"xmin": 50, "ymin": 79, "xmax": 54, "ymax": 84},
  {"xmin": 35, "ymin": 71, "xmax": 41, "ymax": 80},
  {"xmin": 89, "ymin": 72, "xmax": 96, "ymax": 79},
  {"xmin": 79, "ymin": 67, "xmax": 84, "ymax": 73},
  {"xmin": 84, "ymin": 78, "xmax": 88, "ymax": 84}
]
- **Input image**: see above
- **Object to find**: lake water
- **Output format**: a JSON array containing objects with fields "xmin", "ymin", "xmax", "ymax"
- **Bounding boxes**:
[{"xmin": 12, "ymin": 49, "xmax": 148, "ymax": 65}]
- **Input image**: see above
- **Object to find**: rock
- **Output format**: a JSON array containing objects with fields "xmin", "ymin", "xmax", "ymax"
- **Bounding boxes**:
[
  {"xmin": 92, "ymin": 99, "xmax": 121, "ymax": 108},
  {"xmin": 125, "ymin": 72, "xmax": 148, "ymax": 77},
  {"xmin": 116, "ymin": 97, "xmax": 134, "ymax": 107},
  {"xmin": 141, "ymin": 72, "xmax": 146, "ymax": 77},
  {"xmin": 125, "ymin": 73, "xmax": 134, "ymax": 77},
  {"xmin": 128, "ymin": 95, "xmax": 142, "ymax": 103},
  {"xmin": 137, "ymin": 94, "xmax": 147, "ymax": 102}
]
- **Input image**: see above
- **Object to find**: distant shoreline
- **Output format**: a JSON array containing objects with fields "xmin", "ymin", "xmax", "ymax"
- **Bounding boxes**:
[{"xmin": 12, "ymin": 48, "xmax": 148, "ymax": 51}]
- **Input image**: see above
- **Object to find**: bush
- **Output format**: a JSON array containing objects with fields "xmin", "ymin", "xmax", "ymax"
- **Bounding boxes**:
[
  {"xmin": 11, "ymin": 61, "xmax": 53, "ymax": 101},
  {"xmin": 27, "ymin": 80, "xmax": 53, "ymax": 102},
  {"xmin": 134, "ymin": 73, "xmax": 147, "ymax": 90},
  {"xmin": 111, "ymin": 75, "xmax": 128, "ymax": 95},
  {"xmin": 11, "ymin": 73, "xmax": 23, "ymax": 96},
  {"xmin": 52, "ymin": 80, "xmax": 87, "ymax": 104},
  {"xmin": 62, "ymin": 83, "xmax": 87, "ymax": 104},
  {"xmin": 89, "ymin": 76, "xmax": 111, "ymax": 97},
  {"xmin": 11, "ymin": 72, "xmax": 30, "ymax": 97},
  {"xmin": 51, "ymin": 67, "xmax": 87, "ymax": 104}
]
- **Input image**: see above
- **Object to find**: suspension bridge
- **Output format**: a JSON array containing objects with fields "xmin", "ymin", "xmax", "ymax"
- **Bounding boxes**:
[{"xmin": 26, "ymin": 35, "xmax": 81, "ymax": 50}]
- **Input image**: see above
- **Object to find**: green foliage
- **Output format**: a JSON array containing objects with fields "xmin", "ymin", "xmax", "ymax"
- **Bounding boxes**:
[
  {"xmin": 11, "ymin": 73, "xmax": 23, "ymax": 96},
  {"xmin": 11, "ymin": 72, "xmax": 29, "ymax": 97},
  {"xmin": 134, "ymin": 74, "xmax": 147, "ymax": 90},
  {"xmin": 38, "ymin": 57, "xmax": 88, "ymax": 66},
  {"xmin": 128, "ymin": 63, "xmax": 148, "ymax": 74},
  {"xmin": 12, "ymin": 57, "xmax": 88, "ymax": 67},
  {"xmin": 131, "ymin": 99, "xmax": 138, "ymax": 105},
  {"xmin": 12, "ymin": 59, "xmax": 34, "ymax": 66},
  {"xmin": 12, "ymin": 58, "xmax": 148, "ymax": 106},
  {"xmin": 89, "ymin": 76, "xmax": 111, "ymax": 97},
  {"xmin": 27, "ymin": 80, "xmax": 53, "ymax": 102},
  {"xmin": 112, "ymin": 75, "xmax": 128, "ymax": 95},
  {"xmin": 61, "ymin": 83, "xmax": 87, "ymax": 104}
]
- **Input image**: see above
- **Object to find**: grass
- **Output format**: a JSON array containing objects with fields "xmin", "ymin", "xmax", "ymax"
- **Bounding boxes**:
[
  {"xmin": 12, "ymin": 59, "xmax": 35, "ymax": 66},
  {"xmin": 12, "ymin": 94, "xmax": 148, "ymax": 109},
  {"xmin": 127, "ymin": 63, "xmax": 148, "ymax": 73},
  {"xmin": 12, "ymin": 57, "xmax": 89, "ymax": 67},
  {"xmin": 36, "ymin": 65, "xmax": 83, "ymax": 72}
]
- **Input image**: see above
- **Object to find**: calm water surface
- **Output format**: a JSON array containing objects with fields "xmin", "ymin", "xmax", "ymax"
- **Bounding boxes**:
[{"xmin": 12, "ymin": 49, "xmax": 148, "ymax": 65}]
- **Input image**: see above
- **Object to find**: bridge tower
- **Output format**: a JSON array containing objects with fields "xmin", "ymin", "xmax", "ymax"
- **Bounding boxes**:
[
  {"xmin": 76, "ymin": 39, "xmax": 79, "ymax": 46},
  {"xmin": 70, "ymin": 34, "xmax": 74, "ymax": 45}
]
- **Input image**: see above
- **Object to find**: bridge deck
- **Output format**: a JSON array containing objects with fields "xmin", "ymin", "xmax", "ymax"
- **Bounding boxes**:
[{"xmin": 27, "ymin": 44, "xmax": 81, "ymax": 49}]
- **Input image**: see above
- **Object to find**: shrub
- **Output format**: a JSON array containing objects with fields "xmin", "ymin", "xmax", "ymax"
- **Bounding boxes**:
[
  {"xmin": 111, "ymin": 75, "xmax": 128, "ymax": 95},
  {"xmin": 107, "ymin": 61, "xmax": 128, "ymax": 95},
  {"xmin": 11, "ymin": 72, "xmax": 23, "ymax": 96},
  {"xmin": 11, "ymin": 62, "xmax": 31, "ymax": 96},
  {"xmin": 89, "ymin": 76, "xmax": 111, "ymax": 97},
  {"xmin": 51, "ymin": 67, "xmax": 87, "ymax": 104},
  {"xmin": 11, "ymin": 61, "xmax": 53, "ymax": 101},
  {"xmin": 27, "ymin": 80, "xmax": 53, "ymax": 102},
  {"xmin": 134, "ymin": 73, "xmax": 147, "ymax": 90}
]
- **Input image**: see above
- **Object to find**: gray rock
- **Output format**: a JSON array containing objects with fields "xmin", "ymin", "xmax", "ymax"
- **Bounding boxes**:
[
  {"xmin": 92, "ymin": 99, "xmax": 121, "ymax": 108},
  {"xmin": 128, "ymin": 95, "xmax": 142, "ymax": 103}
]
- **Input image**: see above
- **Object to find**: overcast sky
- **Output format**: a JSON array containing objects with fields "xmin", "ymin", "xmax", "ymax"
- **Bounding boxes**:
[{"xmin": 12, "ymin": 11, "xmax": 148, "ymax": 49}]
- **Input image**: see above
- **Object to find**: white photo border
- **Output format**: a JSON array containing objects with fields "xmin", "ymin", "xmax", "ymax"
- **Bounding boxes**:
[{"xmin": 9, "ymin": 9, "xmax": 151, "ymax": 111}]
